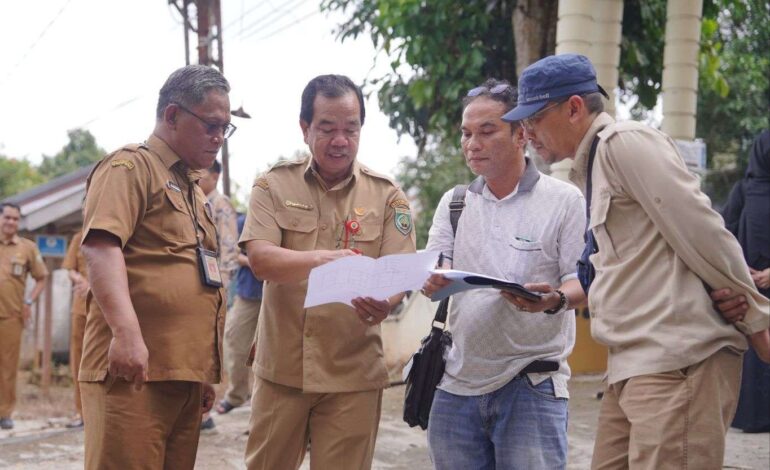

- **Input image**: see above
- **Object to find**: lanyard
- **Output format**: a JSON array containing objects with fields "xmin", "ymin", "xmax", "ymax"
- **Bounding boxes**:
[{"xmin": 172, "ymin": 171, "xmax": 208, "ymax": 250}]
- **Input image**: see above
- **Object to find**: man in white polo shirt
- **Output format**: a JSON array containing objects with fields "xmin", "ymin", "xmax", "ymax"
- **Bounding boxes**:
[{"xmin": 421, "ymin": 79, "xmax": 586, "ymax": 469}]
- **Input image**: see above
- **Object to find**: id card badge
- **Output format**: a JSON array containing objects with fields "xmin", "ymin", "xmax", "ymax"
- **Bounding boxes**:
[{"xmin": 197, "ymin": 247, "xmax": 223, "ymax": 288}]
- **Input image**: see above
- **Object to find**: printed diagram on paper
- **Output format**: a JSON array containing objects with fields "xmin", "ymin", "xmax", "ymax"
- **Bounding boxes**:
[{"xmin": 304, "ymin": 251, "xmax": 439, "ymax": 308}]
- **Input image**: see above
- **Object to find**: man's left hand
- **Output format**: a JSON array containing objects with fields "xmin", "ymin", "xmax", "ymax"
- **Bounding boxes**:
[
  {"xmin": 351, "ymin": 297, "xmax": 390, "ymax": 325},
  {"xmin": 710, "ymin": 288, "xmax": 748, "ymax": 324},
  {"xmin": 201, "ymin": 383, "xmax": 216, "ymax": 414},
  {"xmin": 501, "ymin": 282, "xmax": 561, "ymax": 313},
  {"xmin": 750, "ymin": 267, "xmax": 770, "ymax": 290}
]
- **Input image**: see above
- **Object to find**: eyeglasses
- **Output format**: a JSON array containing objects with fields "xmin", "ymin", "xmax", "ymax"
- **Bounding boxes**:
[
  {"xmin": 520, "ymin": 97, "xmax": 569, "ymax": 132},
  {"xmin": 466, "ymin": 84, "xmax": 512, "ymax": 97},
  {"xmin": 173, "ymin": 102, "xmax": 237, "ymax": 139}
]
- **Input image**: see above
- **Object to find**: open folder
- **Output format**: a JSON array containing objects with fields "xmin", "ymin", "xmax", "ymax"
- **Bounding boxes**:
[{"xmin": 430, "ymin": 269, "xmax": 543, "ymax": 301}]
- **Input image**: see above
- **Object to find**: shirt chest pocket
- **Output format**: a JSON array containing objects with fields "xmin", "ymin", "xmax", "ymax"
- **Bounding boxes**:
[
  {"xmin": 10, "ymin": 256, "xmax": 27, "ymax": 278},
  {"xmin": 507, "ymin": 238, "xmax": 557, "ymax": 283},
  {"xmin": 589, "ymin": 191, "xmax": 619, "ymax": 262},
  {"xmin": 275, "ymin": 210, "xmax": 318, "ymax": 250},
  {"xmin": 161, "ymin": 187, "xmax": 198, "ymax": 244},
  {"xmin": 352, "ymin": 223, "xmax": 383, "ymax": 258}
]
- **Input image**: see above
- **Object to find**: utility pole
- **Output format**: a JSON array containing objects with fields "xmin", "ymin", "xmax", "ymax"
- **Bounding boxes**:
[{"xmin": 169, "ymin": 0, "xmax": 232, "ymax": 197}]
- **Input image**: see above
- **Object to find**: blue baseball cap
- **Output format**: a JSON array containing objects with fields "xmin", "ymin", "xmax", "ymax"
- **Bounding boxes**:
[{"xmin": 502, "ymin": 54, "xmax": 608, "ymax": 122}]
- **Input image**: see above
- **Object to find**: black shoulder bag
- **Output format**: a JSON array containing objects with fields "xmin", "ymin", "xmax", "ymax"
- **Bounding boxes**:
[
  {"xmin": 577, "ymin": 136, "xmax": 601, "ymax": 295},
  {"xmin": 403, "ymin": 184, "xmax": 466, "ymax": 430}
]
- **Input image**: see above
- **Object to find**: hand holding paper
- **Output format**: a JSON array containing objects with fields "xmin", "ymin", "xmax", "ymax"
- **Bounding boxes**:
[
  {"xmin": 304, "ymin": 251, "xmax": 439, "ymax": 308},
  {"xmin": 429, "ymin": 269, "xmax": 543, "ymax": 301}
]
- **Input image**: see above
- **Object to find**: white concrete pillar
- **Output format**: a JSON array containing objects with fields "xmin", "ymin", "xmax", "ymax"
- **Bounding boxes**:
[
  {"xmin": 661, "ymin": 0, "xmax": 703, "ymax": 140},
  {"xmin": 591, "ymin": 0, "xmax": 624, "ymax": 118}
]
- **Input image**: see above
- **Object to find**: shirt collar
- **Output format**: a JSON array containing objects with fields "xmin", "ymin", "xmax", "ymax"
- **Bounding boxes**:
[
  {"xmin": 569, "ymin": 112, "xmax": 615, "ymax": 190},
  {"xmin": 0, "ymin": 235, "xmax": 20, "ymax": 245},
  {"xmin": 146, "ymin": 134, "xmax": 205, "ymax": 183},
  {"xmin": 467, "ymin": 156, "xmax": 541, "ymax": 195},
  {"xmin": 304, "ymin": 157, "xmax": 359, "ymax": 191}
]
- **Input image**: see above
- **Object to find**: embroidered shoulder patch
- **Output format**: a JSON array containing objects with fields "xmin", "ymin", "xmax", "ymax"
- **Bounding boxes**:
[
  {"xmin": 394, "ymin": 208, "xmax": 412, "ymax": 235},
  {"xmin": 254, "ymin": 177, "xmax": 269, "ymax": 190},
  {"xmin": 389, "ymin": 198, "xmax": 409, "ymax": 209},
  {"xmin": 110, "ymin": 159, "xmax": 135, "ymax": 170}
]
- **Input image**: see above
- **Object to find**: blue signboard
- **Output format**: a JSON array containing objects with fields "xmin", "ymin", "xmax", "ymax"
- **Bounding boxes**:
[{"xmin": 36, "ymin": 235, "xmax": 68, "ymax": 258}]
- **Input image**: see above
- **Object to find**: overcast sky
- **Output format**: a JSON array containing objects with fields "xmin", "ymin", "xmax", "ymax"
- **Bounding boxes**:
[{"xmin": 0, "ymin": 0, "xmax": 417, "ymax": 203}]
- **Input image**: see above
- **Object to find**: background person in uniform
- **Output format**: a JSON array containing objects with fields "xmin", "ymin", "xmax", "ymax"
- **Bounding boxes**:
[
  {"xmin": 61, "ymin": 227, "xmax": 88, "ymax": 429},
  {"xmin": 420, "ymin": 79, "xmax": 586, "ymax": 470},
  {"xmin": 504, "ymin": 53, "xmax": 770, "ymax": 469},
  {"xmin": 216, "ymin": 212, "xmax": 263, "ymax": 415},
  {"xmin": 240, "ymin": 74, "xmax": 417, "ymax": 470},
  {"xmin": 0, "ymin": 202, "xmax": 48, "ymax": 431},
  {"xmin": 722, "ymin": 129, "xmax": 770, "ymax": 433},
  {"xmin": 197, "ymin": 159, "xmax": 239, "ymax": 431},
  {"xmin": 79, "ymin": 64, "xmax": 232, "ymax": 469}
]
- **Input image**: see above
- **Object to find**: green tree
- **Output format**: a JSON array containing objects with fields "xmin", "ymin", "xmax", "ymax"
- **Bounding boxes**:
[
  {"xmin": 38, "ymin": 129, "xmax": 105, "ymax": 179},
  {"xmin": 0, "ymin": 156, "xmax": 45, "ymax": 199}
]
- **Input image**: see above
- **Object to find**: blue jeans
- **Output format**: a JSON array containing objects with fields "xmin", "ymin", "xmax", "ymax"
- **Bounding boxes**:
[{"xmin": 427, "ymin": 375, "xmax": 568, "ymax": 470}]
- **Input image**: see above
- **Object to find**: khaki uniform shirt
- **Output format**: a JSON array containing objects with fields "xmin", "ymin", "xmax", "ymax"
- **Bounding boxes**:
[
  {"xmin": 569, "ymin": 113, "xmax": 770, "ymax": 385},
  {"xmin": 79, "ymin": 134, "xmax": 225, "ymax": 383},
  {"xmin": 207, "ymin": 189, "xmax": 239, "ymax": 288},
  {"xmin": 61, "ymin": 229, "xmax": 88, "ymax": 317},
  {"xmin": 0, "ymin": 235, "xmax": 48, "ymax": 318},
  {"xmin": 240, "ymin": 158, "xmax": 416, "ymax": 393}
]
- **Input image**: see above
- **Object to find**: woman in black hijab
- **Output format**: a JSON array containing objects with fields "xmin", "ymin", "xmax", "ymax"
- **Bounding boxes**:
[{"xmin": 723, "ymin": 129, "xmax": 770, "ymax": 433}]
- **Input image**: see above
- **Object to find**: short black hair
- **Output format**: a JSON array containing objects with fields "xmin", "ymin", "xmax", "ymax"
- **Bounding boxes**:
[
  {"xmin": 209, "ymin": 160, "xmax": 222, "ymax": 174},
  {"xmin": 300, "ymin": 74, "xmax": 365, "ymax": 125},
  {"xmin": 462, "ymin": 78, "xmax": 518, "ymax": 114},
  {"xmin": 1, "ymin": 202, "xmax": 21, "ymax": 213}
]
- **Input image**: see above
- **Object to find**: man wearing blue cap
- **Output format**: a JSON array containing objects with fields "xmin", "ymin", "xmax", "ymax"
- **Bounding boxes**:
[{"xmin": 503, "ymin": 53, "xmax": 770, "ymax": 469}]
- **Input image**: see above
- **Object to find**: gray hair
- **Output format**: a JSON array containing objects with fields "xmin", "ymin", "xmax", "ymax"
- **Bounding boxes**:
[
  {"xmin": 156, "ymin": 65, "xmax": 230, "ymax": 119},
  {"xmin": 583, "ymin": 92, "xmax": 605, "ymax": 114}
]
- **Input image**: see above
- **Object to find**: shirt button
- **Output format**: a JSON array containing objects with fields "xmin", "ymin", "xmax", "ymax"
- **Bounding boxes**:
[
  {"xmin": 292, "ymin": 219, "xmax": 299, "ymax": 227},
  {"xmin": 305, "ymin": 329, "xmax": 312, "ymax": 337},
  {"xmin": 320, "ymin": 223, "xmax": 327, "ymax": 230}
]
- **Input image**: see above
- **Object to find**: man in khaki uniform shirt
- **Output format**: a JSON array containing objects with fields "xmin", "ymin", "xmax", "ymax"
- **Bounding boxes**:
[
  {"xmin": 79, "ymin": 64, "xmax": 233, "ymax": 469},
  {"xmin": 0, "ymin": 203, "xmax": 48, "ymax": 430},
  {"xmin": 240, "ymin": 74, "xmax": 417, "ymax": 470},
  {"xmin": 61, "ymin": 228, "xmax": 87, "ymax": 428},
  {"xmin": 505, "ymin": 54, "xmax": 770, "ymax": 470}
]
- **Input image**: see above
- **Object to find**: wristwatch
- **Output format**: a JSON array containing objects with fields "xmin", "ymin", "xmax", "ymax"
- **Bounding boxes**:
[
  {"xmin": 24, "ymin": 298, "xmax": 34, "ymax": 306},
  {"xmin": 544, "ymin": 290, "xmax": 568, "ymax": 315}
]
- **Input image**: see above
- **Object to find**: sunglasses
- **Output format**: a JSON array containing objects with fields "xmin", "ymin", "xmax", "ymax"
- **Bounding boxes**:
[{"xmin": 466, "ymin": 84, "xmax": 512, "ymax": 97}]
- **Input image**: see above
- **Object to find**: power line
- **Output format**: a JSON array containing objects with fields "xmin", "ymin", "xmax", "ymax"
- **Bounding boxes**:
[
  {"xmin": 77, "ymin": 95, "xmax": 145, "ymax": 128},
  {"xmin": 248, "ymin": 8, "xmax": 321, "ymax": 41},
  {"xmin": 229, "ymin": 0, "xmax": 308, "ymax": 40},
  {"xmin": 222, "ymin": 0, "xmax": 271, "ymax": 31},
  {"xmin": 1, "ymin": 0, "xmax": 73, "ymax": 85}
]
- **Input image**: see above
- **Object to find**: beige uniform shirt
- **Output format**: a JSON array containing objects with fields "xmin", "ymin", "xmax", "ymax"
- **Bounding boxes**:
[
  {"xmin": 61, "ymin": 229, "xmax": 88, "ymax": 317},
  {"xmin": 207, "ymin": 189, "xmax": 239, "ymax": 288},
  {"xmin": 0, "ymin": 235, "xmax": 48, "ymax": 318},
  {"xmin": 79, "ymin": 135, "xmax": 225, "ymax": 383},
  {"xmin": 240, "ymin": 158, "xmax": 416, "ymax": 393},
  {"xmin": 569, "ymin": 113, "xmax": 770, "ymax": 384}
]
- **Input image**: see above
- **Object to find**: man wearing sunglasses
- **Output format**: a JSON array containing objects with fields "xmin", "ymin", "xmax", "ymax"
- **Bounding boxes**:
[
  {"xmin": 504, "ymin": 53, "xmax": 770, "ymax": 469},
  {"xmin": 420, "ymin": 79, "xmax": 586, "ymax": 469},
  {"xmin": 79, "ymin": 64, "xmax": 232, "ymax": 469}
]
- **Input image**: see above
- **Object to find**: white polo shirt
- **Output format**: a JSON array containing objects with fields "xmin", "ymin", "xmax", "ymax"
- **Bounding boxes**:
[{"xmin": 426, "ymin": 158, "xmax": 586, "ymax": 397}]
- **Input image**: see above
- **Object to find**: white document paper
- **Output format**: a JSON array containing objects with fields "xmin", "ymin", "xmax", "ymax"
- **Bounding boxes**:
[
  {"xmin": 430, "ymin": 269, "xmax": 543, "ymax": 301},
  {"xmin": 304, "ymin": 251, "xmax": 440, "ymax": 308}
]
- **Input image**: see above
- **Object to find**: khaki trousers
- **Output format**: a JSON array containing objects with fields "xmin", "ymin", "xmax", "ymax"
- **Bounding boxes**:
[
  {"xmin": 70, "ymin": 313, "xmax": 87, "ymax": 414},
  {"xmin": 223, "ymin": 296, "xmax": 261, "ymax": 406},
  {"xmin": 245, "ymin": 376, "xmax": 382, "ymax": 470},
  {"xmin": 0, "ymin": 316, "xmax": 24, "ymax": 417},
  {"xmin": 591, "ymin": 348, "xmax": 742, "ymax": 470},
  {"xmin": 81, "ymin": 378, "xmax": 202, "ymax": 470}
]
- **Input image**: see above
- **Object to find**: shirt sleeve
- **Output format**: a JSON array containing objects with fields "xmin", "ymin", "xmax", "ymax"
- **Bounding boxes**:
[
  {"xmin": 380, "ymin": 187, "xmax": 417, "ymax": 256},
  {"xmin": 61, "ymin": 230, "xmax": 81, "ymax": 271},
  {"xmin": 239, "ymin": 175, "xmax": 280, "ymax": 247},
  {"xmin": 557, "ymin": 191, "xmax": 586, "ymax": 283},
  {"xmin": 425, "ymin": 189, "xmax": 455, "ymax": 262},
  {"xmin": 82, "ymin": 152, "xmax": 148, "ymax": 248},
  {"xmin": 28, "ymin": 244, "xmax": 48, "ymax": 281},
  {"xmin": 606, "ymin": 128, "xmax": 770, "ymax": 334}
]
